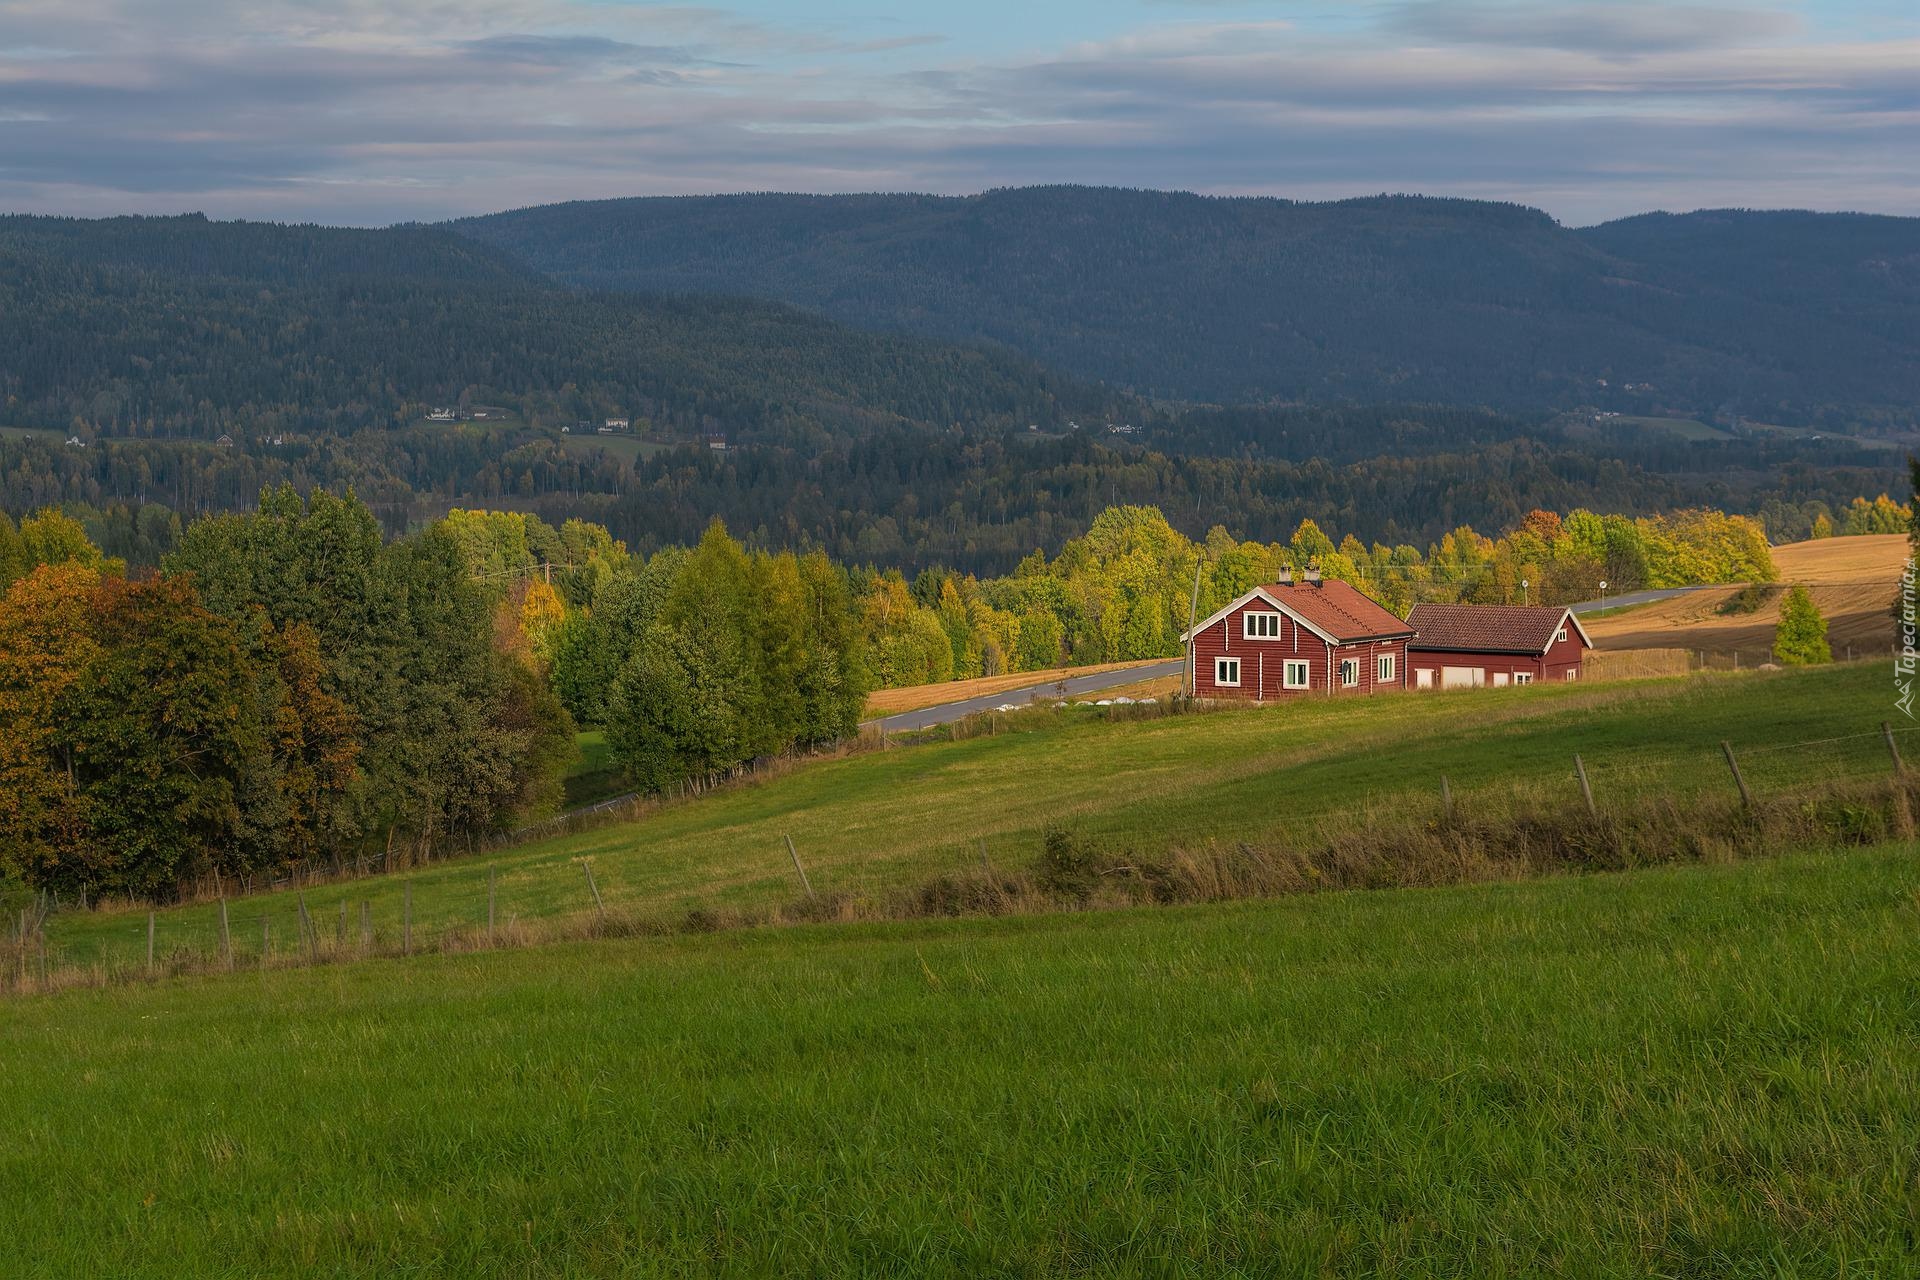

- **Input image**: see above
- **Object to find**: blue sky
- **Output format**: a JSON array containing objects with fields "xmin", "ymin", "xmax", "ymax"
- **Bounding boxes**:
[{"xmin": 0, "ymin": 0, "xmax": 1913, "ymax": 225}]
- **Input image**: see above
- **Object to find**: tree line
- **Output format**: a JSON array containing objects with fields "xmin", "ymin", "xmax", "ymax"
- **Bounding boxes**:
[{"xmin": 0, "ymin": 488, "xmax": 1834, "ymax": 903}]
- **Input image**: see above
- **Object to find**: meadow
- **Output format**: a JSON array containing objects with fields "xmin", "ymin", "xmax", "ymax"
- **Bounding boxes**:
[
  {"xmin": 34, "ymin": 660, "xmax": 1908, "ymax": 971},
  {"xmin": 2, "ymin": 844, "xmax": 1915, "ymax": 1276}
]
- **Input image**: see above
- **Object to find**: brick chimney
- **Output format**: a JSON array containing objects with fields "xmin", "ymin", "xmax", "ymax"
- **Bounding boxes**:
[{"xmin": 1304, "ymin": 561, "xmax": 1322, "ymax": 585}]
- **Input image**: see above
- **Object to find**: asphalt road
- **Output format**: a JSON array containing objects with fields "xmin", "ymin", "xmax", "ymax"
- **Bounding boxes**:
[
  {"xmin": 1567, "ymin": 586, "xmax": 1712, "ymax": 614},
  {"xmin": 865, "ymin": 659, "xmax": 1186, "ymax": 732}
]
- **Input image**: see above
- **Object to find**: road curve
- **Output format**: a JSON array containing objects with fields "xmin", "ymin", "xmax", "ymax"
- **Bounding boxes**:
[
  {"xmin": 1567, "ymin": 585, "xmax": 1714, "ymax": 614},
  {"xmin": 865, "ymin": 659, "xmax": 1186, "ymax": 732}
]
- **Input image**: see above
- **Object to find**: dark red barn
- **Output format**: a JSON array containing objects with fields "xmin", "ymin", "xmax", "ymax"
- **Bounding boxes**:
[
  {"xmin": 1405, "ymin": 603, "xmax": 1593, "ymax": 689},
  {"xmin": 1181, "ymin": 569, "xmax": 1414, "ymax": 700}
]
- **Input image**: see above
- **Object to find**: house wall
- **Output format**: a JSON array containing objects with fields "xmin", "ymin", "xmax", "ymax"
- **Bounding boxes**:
[
  {"xmin": 1408, "ymin": 620, "xmax": 1589, "ymax": 689},
  {"xmin": 1191, "ymin": 596, "xmax": 1408, "ymax": 700}
]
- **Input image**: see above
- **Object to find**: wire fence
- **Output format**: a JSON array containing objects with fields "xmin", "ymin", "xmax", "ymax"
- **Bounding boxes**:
[{"xmin": 5, "ymin": 714, "xmax": 1916, "ymax": 998}]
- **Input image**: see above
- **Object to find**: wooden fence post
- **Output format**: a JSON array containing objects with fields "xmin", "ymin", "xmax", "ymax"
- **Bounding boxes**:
[
  {"xmin": 360, "ymin": 900, "xmax": 372, "ymax": 952},
  {"xmin": 487, "ymin": 868, "xmax": 497, "ymax": 945},
  {"xmin": 1883, "ymin": 722, "xmax": 1905, "ymax": 776},
  {"xmin": 1573, "ymin": 755, "xmax": 1596, "ymax": 819},
  {"xmin": 581, "ymin": 860, "xmax": 606, "ymax": 922},
  {"xmin": 1721, "ymin": 741, "xmax": 1754, "ymax": 809},
  {"xmin": 403, "ymin": 880, "xmax": 413, "ymax": 956},
  {"xmin": 219, "ymin": 897, "xmax": 232, "ymax": 971},
  {"xmin": 146, "ymin": 910, "xmax": 156, "ymax": 974},
  {"xmin": 784, "ymin": 834, "xmax": 816, "ymax": 899},
  {"xmin": 1439, "ymin": 775, "xmax": 1454, "ymax": 821},
  {"xmin": 296, "ymin": 894, "xmax": 317, "ymax": 963}
]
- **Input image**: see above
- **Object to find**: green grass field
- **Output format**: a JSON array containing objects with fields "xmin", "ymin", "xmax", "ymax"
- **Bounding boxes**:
[
  {"xmin": 3, "ymin": 844, "xmax": 1915, "ymax": 1275},
  {"xmin": 560, "ymin": 728, "xmax": 628, "ymax": 808},
  {"xmin": 38, "ymin": 662, "xmax": 1905, "ymax": 969},
  {"xmin": 1610, "ymin": 415, "xmax": 1733, "ymax": 442},
  {"xmin": 553, "ymin": 431, "xmax": 673, "ymax": 464}
]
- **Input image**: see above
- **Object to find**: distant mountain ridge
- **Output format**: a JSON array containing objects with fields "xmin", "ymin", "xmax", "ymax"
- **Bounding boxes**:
[
  {"xmin": 0, "ymin": 213, "xmax": 1110, "ymax": 439},
  {"xmin": 452, "ymin": 187, "xmax": 1920, "ymax": 424}
]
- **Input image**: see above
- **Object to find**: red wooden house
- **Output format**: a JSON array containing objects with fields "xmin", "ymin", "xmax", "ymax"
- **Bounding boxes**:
[
  {"xmin": 1404, "ymin": 603, "xmax": 1593, "ymax": 689},
  {"xmin": 1181, "ymin": 568, "xmax": 1415, "ymax": 700}
]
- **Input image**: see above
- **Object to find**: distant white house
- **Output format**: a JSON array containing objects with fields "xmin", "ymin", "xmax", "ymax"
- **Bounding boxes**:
[
  {"xmin": 426, "ymin": 407, "xmax": 458, "ymax": 422},
  {"xmin": 65, "ymin": 436, "xmax": 87, "ymax": 449},
  {"xmin": 215, "ymin": 433, "xmax": 235, "ymax": 449},
  {"xmin": 604, "ymin": 417, "xmax": 630, "ymax": 431}
]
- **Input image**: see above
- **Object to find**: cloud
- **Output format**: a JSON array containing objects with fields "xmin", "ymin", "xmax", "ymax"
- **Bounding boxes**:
[
  {"xmin": 1387, "ymin": 3, "xmax": 1803, "ymax": 55},
  {"xmin": 0, "ymin": 1, "xmax": 1910, "ymax": 226}
]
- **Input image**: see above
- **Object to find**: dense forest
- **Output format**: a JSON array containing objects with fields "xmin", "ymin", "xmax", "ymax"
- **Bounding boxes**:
[
  {"xmin": 0, "ymin": 214, "xmax": 1113, "ymax": 439},
  {"xmin": 0, "ymin": 410, "xmax": 1898, "ymax": 576},
  {"xmin": 455, "ymin": 189, "xmax": 1920, "ymax": 425}
]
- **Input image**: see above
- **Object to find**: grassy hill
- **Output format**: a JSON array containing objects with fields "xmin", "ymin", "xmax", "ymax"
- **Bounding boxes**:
[
  {"xmin": 39, "ymin": 661, "xmax": 1904, "ymax": 970},
  {"xmin": 453, "ymin": 189, "xmax": 1920, "ymax": 421},
  {"xmin": 3, "ymin": 844, "xmax": 1915, "ymax": 1274}
]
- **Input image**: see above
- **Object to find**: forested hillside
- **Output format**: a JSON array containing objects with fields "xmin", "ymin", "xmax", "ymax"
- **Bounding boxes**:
[
  {"xmin": 454, "ymin": 189, "xmax": 1920, "ymax": 424},
  {"xmin": 0, "ymin": 214, "xmax": 1109, "ymax": 438},
  {"xmin": 0, "ymin": 414, "xmax": 1897, "ymax": 575}
]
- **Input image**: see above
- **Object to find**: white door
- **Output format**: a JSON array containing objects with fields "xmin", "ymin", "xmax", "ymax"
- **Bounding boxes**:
[
  {"xmin": 1415, "ymin": 667, "xmax": 1434, "ymax": 689},
  {"xmin": 1441, "ymin": 666, "xmax": 1481, "ymax": 689},
  {"xmin": 1492, "ymin": 672, "xmax": 1510, "ymax": 687}
]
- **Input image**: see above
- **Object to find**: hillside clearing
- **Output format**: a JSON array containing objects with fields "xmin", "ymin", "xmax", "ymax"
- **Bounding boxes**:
[{"xmin": 3, "ymin": 846, "xmax": 1916, "ymax": 1275}]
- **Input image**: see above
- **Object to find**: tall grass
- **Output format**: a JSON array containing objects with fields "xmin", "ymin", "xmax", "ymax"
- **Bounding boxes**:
[{"xmin": 1, "ymin": 846, "xmax": 1916, "ymax": 1275}]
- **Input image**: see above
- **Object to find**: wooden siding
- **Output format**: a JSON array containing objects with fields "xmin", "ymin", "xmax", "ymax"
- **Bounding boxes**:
[
  {"xmin": 1408, "ymin": 618, "xmax": 1589, "ymax": 688},
  {"xmin": 1191, "ymin": 597, "xmax": 1409, "ymax": 700}
]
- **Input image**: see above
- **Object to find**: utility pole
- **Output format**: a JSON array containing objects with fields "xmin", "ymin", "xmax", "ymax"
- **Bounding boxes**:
[{"xmin": 1184, "ymin": 550, "xmax": 1206, "ymax": 698}]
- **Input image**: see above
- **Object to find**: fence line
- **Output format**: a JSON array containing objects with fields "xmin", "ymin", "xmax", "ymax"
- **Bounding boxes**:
[{"xmin": 5, "ymin": 716, "xmax": 1915, "ymax": 999}]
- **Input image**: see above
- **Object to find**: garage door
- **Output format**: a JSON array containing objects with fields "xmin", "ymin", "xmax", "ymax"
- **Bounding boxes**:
[{"xmin": 1441, "ymin": 666, "xmax": 1482, "ymax": 689}]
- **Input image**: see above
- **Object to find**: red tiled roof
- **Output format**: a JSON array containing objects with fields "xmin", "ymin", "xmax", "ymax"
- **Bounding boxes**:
[
  {"xmin": 1261, "ymin": 579, "xmax": 1414, "ymax": 642},
  {"xmin": 1406, "ymin": 603, "xmax": 1579, "ymax": 655}
]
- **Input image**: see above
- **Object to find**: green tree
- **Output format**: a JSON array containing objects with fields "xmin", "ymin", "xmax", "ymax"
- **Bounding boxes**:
[{"xmin": 1773, "ymin": 585, "xmax": 1831, "ymax": 666}]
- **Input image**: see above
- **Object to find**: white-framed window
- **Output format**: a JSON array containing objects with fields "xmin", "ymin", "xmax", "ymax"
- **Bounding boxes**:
[
  {"xmin": 1215, "ymin": 657, "xmax": 1241, "ymax": 687},
  {"xmin": 1555, "ymin": 626, "xmax": 1569, "ymax": 644},
  {"xmin": 1243, "ymin": 611, "xmax": 1282, "ymax": 639},
  {"xmin": 1339, "ymin": 659, "xmax": 1359, "ymax": 687},
  {"xmin": 1283, "ymin": 660, "xmax": 1309, "ymax": 690},
  {"xmin": 1565, "ymin": 668, "xmax": 1579, "ymax": 681},
  {"xmin": 1377, "ymin": 654, "xmax": 1395, "ymax": 682},
  {"xmin": 1514, "ymin": 672, "xmax": 1533, "ymax": 685}
]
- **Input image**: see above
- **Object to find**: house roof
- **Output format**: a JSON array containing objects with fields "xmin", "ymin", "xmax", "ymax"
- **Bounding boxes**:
[
  {"xmin": 1405, "ymin": 603, "xmax": 1591, "ymax": 655},
  {"xmin": 1182, "ymin": 579, "xmax": 1415, "ymax": 645}
]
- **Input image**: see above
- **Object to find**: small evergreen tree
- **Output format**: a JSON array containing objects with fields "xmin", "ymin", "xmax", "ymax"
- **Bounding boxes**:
[{"xmin": 1773, "ymin": 585, "xmax": 1831, "ymax": 666}]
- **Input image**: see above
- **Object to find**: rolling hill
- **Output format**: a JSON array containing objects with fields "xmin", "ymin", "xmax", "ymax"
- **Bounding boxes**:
[{"xmin": 453, "ymin": 188, "xmax": 1920, "ymax": 422}]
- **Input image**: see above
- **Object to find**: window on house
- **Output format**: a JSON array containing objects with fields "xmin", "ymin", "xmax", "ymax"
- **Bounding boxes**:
[
  {"xmin": 1514, "ymin": 672, "xmax": 1533, "ymax": 685},
  {"xmin": 1555, "ymin": 626, "xmax": 1569, "ymax": 644},
  {"xmin": 1565, "ymin": 668, "xmax": 1579, "ymax": 681},
  {"xmin": 1377, "ymin": 654, "xmax": 1395, "ymax": 682},
  {"xmin": 1243, "ymin": 611, "xmax": 1282, "ymax": 639},
  {"xmin": 1283, "ymin": 660, "xmax": 1309, "ymax": 689},
  {"xmin": 1339, "ymin": 659, "xmax": 1359, "ymax": 687},
  {"xmin": 1215, "ymin": 657, "xmax": 1241, "ymax": 687}
]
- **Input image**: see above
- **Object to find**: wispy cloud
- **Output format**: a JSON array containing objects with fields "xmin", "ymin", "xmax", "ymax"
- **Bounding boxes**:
[{"xmin": 0, "ymin": 0, "xmax": 1911, "ymax": 224}]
